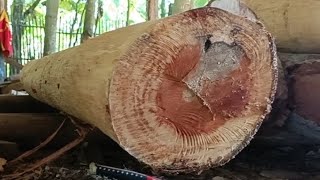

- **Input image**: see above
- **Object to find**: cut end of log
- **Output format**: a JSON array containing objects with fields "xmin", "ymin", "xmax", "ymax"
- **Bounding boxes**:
[{"xmin": 109, "ymin": 8, "xmax": 278, "ymax": 172}]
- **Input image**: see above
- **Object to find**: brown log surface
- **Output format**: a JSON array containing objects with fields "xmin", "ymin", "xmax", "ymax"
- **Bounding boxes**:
[
  {"xmin": 242, "ymin": 0, "xmax": 320, "ymax": 53},
  {"xmin": 20, "ymin": 8, "xmax": 277, "ymax": 172}
]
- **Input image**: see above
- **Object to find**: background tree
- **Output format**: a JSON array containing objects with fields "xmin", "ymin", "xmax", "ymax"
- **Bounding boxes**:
[
  {"xmin": 43, "ymin": 0, "xmax": 60, "ymax": 56},
  {"xmin": 126, "ymin": 0, "xmax": 130, "ymax": 26},
  {"xmin": 146, "ymin": 0, "xmax": 158, "ymax": 20},
  {"xmin": 11, "ymin": 0, "xmax": 25, "ymax": 72},
  {"xmin": 160, "ymin": 0, "xmax": 166, "ymax": 18},
  {"xmin": 81, "ymin": 0, "xmax": 96, "ymax": 43}
]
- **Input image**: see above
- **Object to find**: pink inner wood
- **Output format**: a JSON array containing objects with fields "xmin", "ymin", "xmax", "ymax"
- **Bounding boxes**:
[{"xmin": 156, "ymin": 41, "xmax": 252, "ymax": 136}]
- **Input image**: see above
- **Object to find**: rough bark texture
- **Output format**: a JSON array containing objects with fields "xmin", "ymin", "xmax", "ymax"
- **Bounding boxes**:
[
  {"xmin": 242, "ymin": 0, "xmax": 320, "ymax": 53},
  {"xmin": 43, "ymin": 0, "xmax": 59, "ymax": 56},
  {"xmin": 21, "ymin": 8, "xmax": 277, "ymax": 173},
  {"xmin": 147, "ymin": 0, "xmax": 158, "ymax": 20},
  {"xmin": 82, "ymin": 0, "xmax": 96, "ymax": 43}
]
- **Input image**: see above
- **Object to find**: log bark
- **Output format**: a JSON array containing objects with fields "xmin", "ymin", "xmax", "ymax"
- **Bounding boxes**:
[
  {"xmin": 20, "ymin": 7, "xmax": 277, "ymax": 173},
  {"xmin": 241, "ymin": 0, "xmax": 320, "ymax": 53}
]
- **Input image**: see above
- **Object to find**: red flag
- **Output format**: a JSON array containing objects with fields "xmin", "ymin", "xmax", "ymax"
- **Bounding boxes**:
[{"xmin": 0, "ymin": 10, "xmax": 13, "ymax": 58}]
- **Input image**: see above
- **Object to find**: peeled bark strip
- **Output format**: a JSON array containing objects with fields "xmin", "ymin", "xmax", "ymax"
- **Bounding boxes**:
[{"xmin": 21, "ymin": 8, "xmax": 277, "ymax": 172}]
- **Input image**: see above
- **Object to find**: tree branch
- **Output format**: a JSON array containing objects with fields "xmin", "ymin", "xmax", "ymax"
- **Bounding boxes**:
[
  {"xmin": 68, "ymin": 0, "xmax": 82, "ymax": 47},
  {"xmin": 206, "ymin": 0, "xmax": 215, "ymax": 6},
  {"xmin": 23, "ymin": 0, "xmax": 41, "ymax": 18}
]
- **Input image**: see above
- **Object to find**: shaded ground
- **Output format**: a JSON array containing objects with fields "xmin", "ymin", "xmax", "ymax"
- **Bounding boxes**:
[{"xmin": 5, "ymin": 129, "xmax": 318, "ymax": 180}]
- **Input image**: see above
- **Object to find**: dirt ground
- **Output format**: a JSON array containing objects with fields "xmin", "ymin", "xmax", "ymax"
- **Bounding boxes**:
[{"xmin": 3, "ymin": 129, "xmax": 318, "ymax": 180}]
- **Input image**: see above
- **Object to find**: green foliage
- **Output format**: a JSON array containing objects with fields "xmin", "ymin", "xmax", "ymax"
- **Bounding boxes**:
[
  {"xmin": 60, "ymin": 0, "xmax": 86, "ymax": 13},
  {"xmin": 194, "ymin": 0, "xmax": 209, "ymax": 7}
]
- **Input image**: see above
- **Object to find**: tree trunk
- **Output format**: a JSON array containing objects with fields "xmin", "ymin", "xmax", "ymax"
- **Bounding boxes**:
[
  {"xmin": 11, "ymin": 0, "xmax": 24, "ymax": 74},
  {"xmin": 3, "ymin": 0, "xmax": 6, "ymax": 10},
  {"xmin": 168, "ymin": 3, "xmax": 173, "ymax": 16},
  {"xmin": 81, "ymin": 0, "xmax": 96, "ymax": 43},
  {"xmin": 160, "ymin": 0, "xmax": 166, "ymax": 18},
  {"xmin": 0, "ymin": 0, "xmax": 4, "ymax": 12},
  {"xmin": 20, "ymin": 7, "xmax": 277, "ymax": 173},
  {"xmin": 126, "ymin": 0, "xmax": 130, "ymax": 26},
  {"xmin": 43, "ymin": 0, "xmax": 59, "ymax": 56},
  {"xmin": 94, "ymin": 0, "xmax": 103, "ymax": 35},
  {"xmin": 172, "ymin": 0, "xmax": 194, "ymax": 14},
  {"xmin": 241, "ymin": 0, "xmax": 320, "ymax": 53},
  {"xmin": 146, "ymin": 0, "xmax": 158, "ymax": 20}
]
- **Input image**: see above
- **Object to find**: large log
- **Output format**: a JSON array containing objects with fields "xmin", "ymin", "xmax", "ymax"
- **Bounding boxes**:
[
  {"xmin": 20, "ymin": 7, "xmax": 277, "ymax": 172},
  {"xmin": 242, "ymin": 0, "xmax": 320, "ymax": 53}
]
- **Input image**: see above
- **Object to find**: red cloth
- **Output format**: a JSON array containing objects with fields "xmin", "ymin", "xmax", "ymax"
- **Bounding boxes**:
[{"xmin": 0, "ymin": 10, "xmax": 13, "ymax": 58}]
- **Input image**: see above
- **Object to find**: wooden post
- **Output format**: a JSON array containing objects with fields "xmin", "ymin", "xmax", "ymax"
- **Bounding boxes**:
[{"xmin": 20, "ymin": 7, "xmax": 277, "ymax": 173}]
